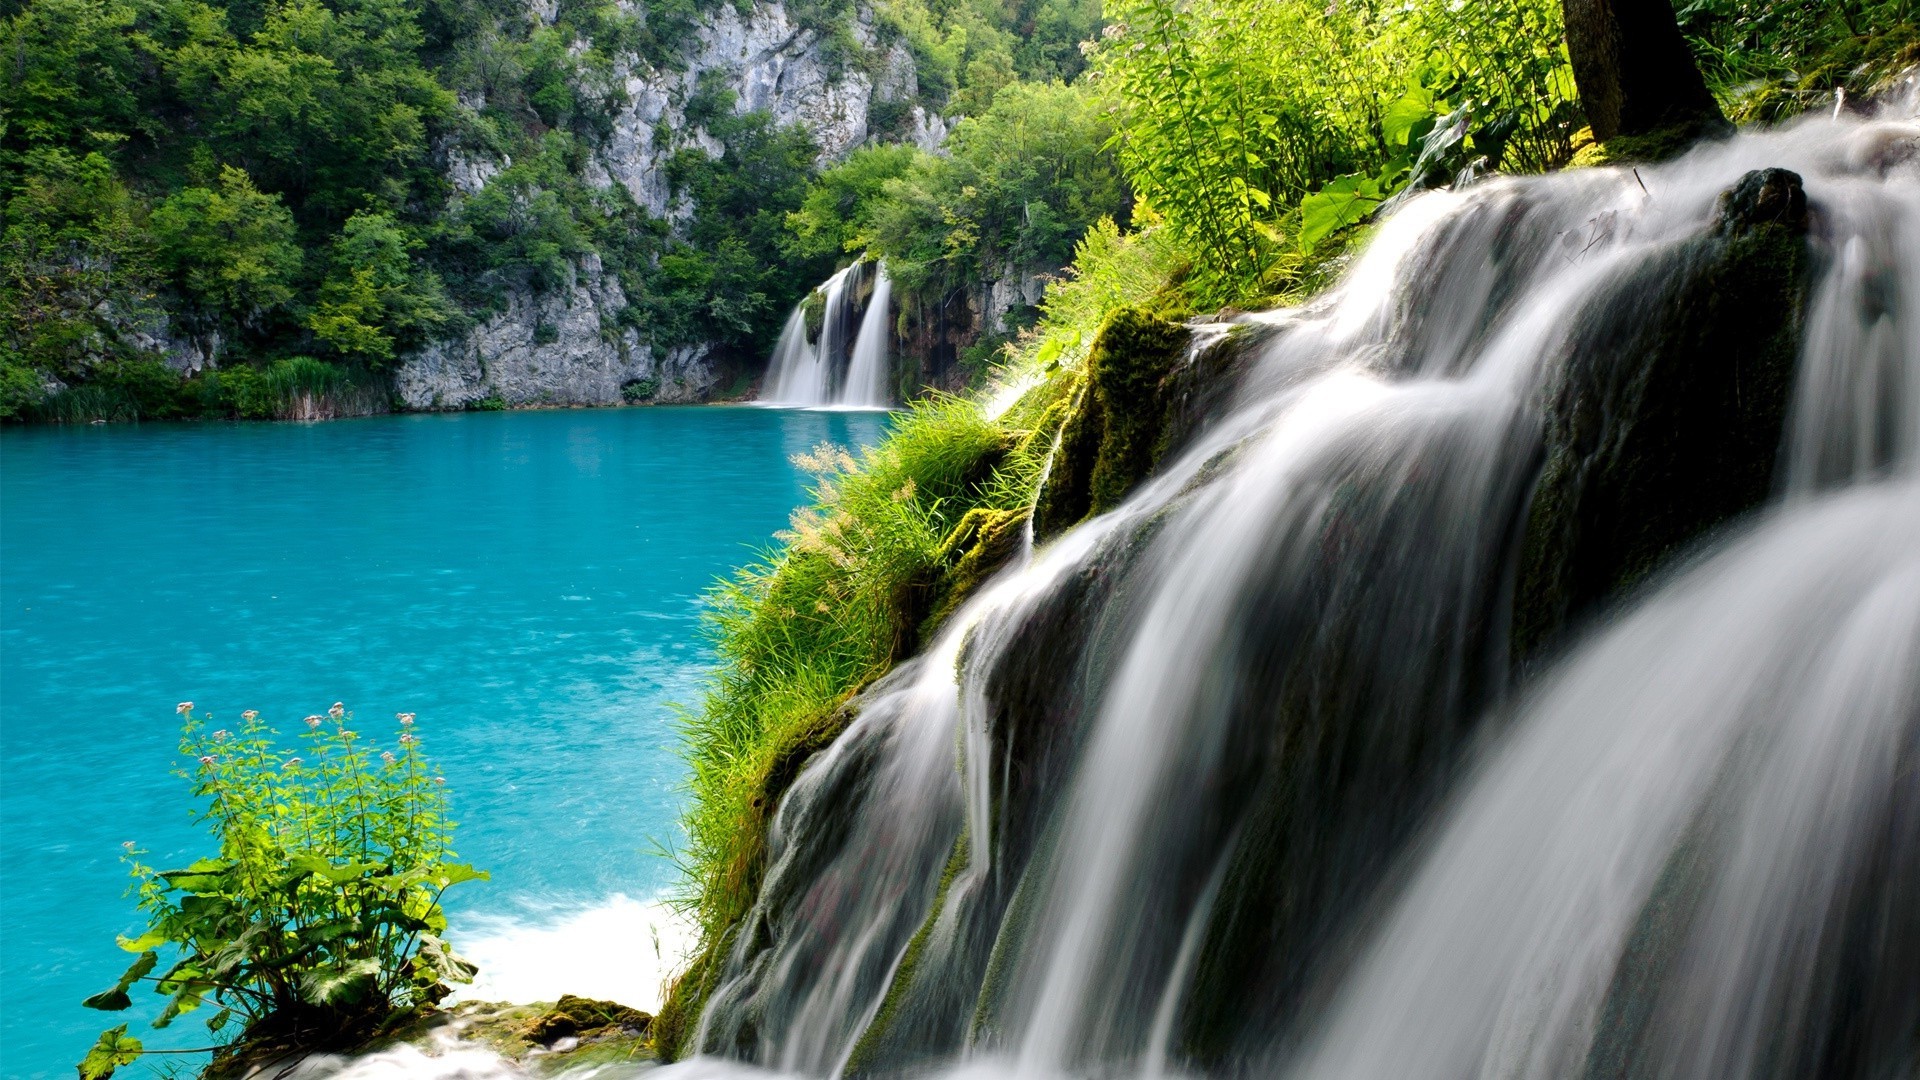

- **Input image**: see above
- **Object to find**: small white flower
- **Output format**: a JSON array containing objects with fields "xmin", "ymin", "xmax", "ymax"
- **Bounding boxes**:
[
  {"xmin": 176, "ymin": 701, "xmax": 193, "ymax": 715},
  {"xmin": 328, "ymin": 702, "xmax": 345, "ymax": 719},
  {"xmin": 198, "ymin": 755, "xmax": 217, "ymax": 767},
  {"xmin": 305, "ymin": 716, "xmax": 323, "ymax": 729},
  {"xmin": 381, "ymin": 751, "xmax": 396, "ymax": 765}
]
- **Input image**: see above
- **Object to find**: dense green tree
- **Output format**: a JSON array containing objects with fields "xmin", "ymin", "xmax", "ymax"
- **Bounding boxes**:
[
  {"xmin": 860, "ymin": 80, "xmax": 1128, "ymax": 302},
  {"xmin": 0, "ymin": 0, "xmax": 155, "ymax": 178},
  {"xmin": 784, "ymin": 144, "xmax": 920, "ymax": 261},
  {"xmin": 308, "ymin": 210, "xmax": 456, "ymax": 364},
  {"xmin": 149, "ymin": 166, "xmax": 304, "ymax": 341}
]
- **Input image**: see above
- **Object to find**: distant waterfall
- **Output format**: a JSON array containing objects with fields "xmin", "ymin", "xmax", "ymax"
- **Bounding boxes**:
[
  {"xmin": 679, "ymin": 98, "xmax": 1920, "ymax": 1080},
  {"xmin": 843, "ymin": 265, "xmax": 894, "ymax": 409},
  {"xmin": 762, "ymin": 261, "xmax": 895, "ymax": 409}
]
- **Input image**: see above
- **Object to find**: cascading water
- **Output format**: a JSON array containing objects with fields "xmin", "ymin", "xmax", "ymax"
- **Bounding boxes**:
[
  {"xmin": 843, "ymin": 263, "xmax": 895, "ymax": 409},
  {"xmin": 762, "ymin": 262, "xmax": 896, "ymax": 409},
  {"xmin": 676, "ymin": 96, "xmax": 1920, "ymax": 1080}
]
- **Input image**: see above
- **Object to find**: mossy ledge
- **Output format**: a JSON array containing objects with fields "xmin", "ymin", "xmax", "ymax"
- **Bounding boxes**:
[{"xmin": 1034, "ymin": 306, "xmax": 1194, "ymax": 540}]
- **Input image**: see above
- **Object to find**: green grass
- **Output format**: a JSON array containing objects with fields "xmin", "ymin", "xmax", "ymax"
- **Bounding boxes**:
[{"xmin": 658, "ymin": 393, "xmax": 1079, "ymax": 1051}]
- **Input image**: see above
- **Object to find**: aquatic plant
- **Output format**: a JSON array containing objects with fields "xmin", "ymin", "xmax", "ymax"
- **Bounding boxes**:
[{"xmin": 78, "ymin": 705, "xmax": 486, "ymax": 1078}]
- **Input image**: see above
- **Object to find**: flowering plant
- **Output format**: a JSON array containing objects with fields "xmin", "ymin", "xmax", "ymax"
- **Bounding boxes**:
[{"xmin": 79, "ymin": 705, "xmax": 486, "ymax": 1078}]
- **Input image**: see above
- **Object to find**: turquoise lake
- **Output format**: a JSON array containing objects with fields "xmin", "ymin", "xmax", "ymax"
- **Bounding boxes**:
[{"xmin": 0, "ymin": 406, "xmax": 888, "ymax": 1079}]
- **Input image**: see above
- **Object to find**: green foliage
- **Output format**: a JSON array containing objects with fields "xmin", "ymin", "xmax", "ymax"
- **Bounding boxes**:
[
  {"xmin": 645, "ymin": 111, "xmax": 830, "ymax": 348},
  {"xmin": 195, "ymin": 356, "xmax": 380, "ymax": 419},
  {"xmin": 785, "ymin": 144, "xmax": 921, "ymax": 260},
  {"xmin": 309, "ymin": 212, "xmax": 457, "ymax": 365},
  {"xmin": 0, "ymin": 150, "xmax": 160, "ymax": 414},
  {"xmin": 852, "ymin": 81, "xmax": 1129, "ymax": 305},
  {"xmin": 1091, "ymin": 0, "xmax": 1578, "ymax": 305},
  {"xmin": 80, "ymin": 704, "xmax": 485, "ymax": 1077},
  {"xmin": 671, "ymin": 400, "xmax": 1038, "ymax": 967},
  {"xmin": 1679, "ymin": 0, "xmax": 1919, "ymax": 121},
  {"xmin": 149, "ymin": 167, "xmax": 304, "ymax": 333},
  {"xmin": 876, "ymin": 0, "xmax": 1103, "ymax": 111}
]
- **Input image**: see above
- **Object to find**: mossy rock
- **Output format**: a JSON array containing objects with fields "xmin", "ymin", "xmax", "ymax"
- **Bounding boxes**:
[
  {"xmin": 521, "ymin": 994, "xmax": 653, "ymax": 1045},
  {"xmin": 1513, "ymin": 166, "xmax": 1811, "ymax": 665},
  {"xmin": 240, "ymin": 999, "xmax": 657, "ymax": 1078},
  {"xmin": 922, "ymin": 506, "xmax": 1031, "ymax": 635},
  {"xmin": 653, "ymin": 694, "xmax": 861, "ymax": 1060},
  {"xmin": 1033, "ymin": 306, "xmax": 1192, "ymax": 541},
  {"xmin": 802, "ymin": 289, "xmax": 827, "ymax": 344}
]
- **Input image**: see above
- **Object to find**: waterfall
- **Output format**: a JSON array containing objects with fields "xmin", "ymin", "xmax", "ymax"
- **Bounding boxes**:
[
  {"xmin": 677, "ymin": 103, "xmax": 1919, "ymax": 1080},
  {"xmin": 762, "ymin": 262, "xmax": 895, "ymax": 409},
  {"xmin": 843, "ymin": 263, "xmax": 894, "ymax": 409}
]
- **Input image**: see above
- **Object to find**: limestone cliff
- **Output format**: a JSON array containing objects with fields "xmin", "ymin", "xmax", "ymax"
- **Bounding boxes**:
[{"xmin": 397, "ymin": 0, "xmax": 933, "ymax": 410}]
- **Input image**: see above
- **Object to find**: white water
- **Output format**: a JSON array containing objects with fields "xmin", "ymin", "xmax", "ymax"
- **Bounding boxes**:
[
  {"xmin": 683, "ymin": 102, "xmax": 1920, "ymax": 1080},
  {"xmin": 762, "ymin": 262, "xmax": 895, "ymax": 409},
  {"xmin": 452, "ymin": 895, "xmax": 696, "ymax": 1014},
  {"xmin": 843, "ymin": 263, "xmax": 895, "ymax": 409}
]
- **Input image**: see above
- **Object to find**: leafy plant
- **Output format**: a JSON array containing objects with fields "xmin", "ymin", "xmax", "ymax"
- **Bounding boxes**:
[{"xmin": 79, "ymin": 703, "xmax": 486, "ymax": 1078}]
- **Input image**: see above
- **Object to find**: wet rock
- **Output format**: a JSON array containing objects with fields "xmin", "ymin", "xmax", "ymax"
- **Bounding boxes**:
[
  {"xmin": 1513, "ymin": 168, "xmax": 1811, "ymax": 666},
  {"xmin": 522, "ymin": 995, "xmax": 653, "ymax": 1045}
]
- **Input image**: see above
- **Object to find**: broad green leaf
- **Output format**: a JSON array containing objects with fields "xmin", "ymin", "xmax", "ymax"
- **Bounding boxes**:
[
  {"xmin": 1382, "ymin": 83, "xmax": 1435, "ymax": 149},
  {"xmin": 115, "ymin": 931, "xmax": 167, "ymax": 953},
  {"xmin": 300, "ymin": 959, "xmax": 381, "ymax": 1005},
  {"xmin": 81, "ymin": 989, "xmax": 132, "ymax": 1012},
  {"xmin": 82, "ymin": 950, "xmax": 156, "ymax": 1010},
  {"xmin": 436, "ymin": 864, "xmax": 489, "ymax": 887},
  {"xmin": 1299, "ymin": 177, "xmax": 1382, "ymax": 251},
  {"xmin": 78, "ymin": 1025, "xmax": 142, "ymax": 1080}
]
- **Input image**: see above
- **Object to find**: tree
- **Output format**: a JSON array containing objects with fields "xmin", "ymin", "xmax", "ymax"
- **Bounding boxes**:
[
  {"xmin": 1560, "ymin": 0, "xmax": 1728, "ymax": 140},
  {"xmin": 150, "ymin": 166, "xmax": 303, "ymax": 349},
  {"xmin": 0, "ymin": 150, "xmax": 160, "ymax": 410},
  {"xmin": 308, "ymin": 211, "xmax": 454, "ymax": 365}
]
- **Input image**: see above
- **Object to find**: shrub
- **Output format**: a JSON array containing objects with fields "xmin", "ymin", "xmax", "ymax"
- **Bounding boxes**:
[{"xmin": 79, "ymin": 703, "xmax": 486, "ymax": 1078}]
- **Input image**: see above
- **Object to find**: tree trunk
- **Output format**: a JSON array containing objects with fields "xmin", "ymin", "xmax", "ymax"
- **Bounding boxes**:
[{"xmin": 1561, "ymin": 0, "xmax": 1728, "ymax": 142}]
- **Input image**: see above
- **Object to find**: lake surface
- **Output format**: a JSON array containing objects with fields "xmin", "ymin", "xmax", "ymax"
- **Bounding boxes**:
[{"xmin": 0, "ymin": 406, "xmax": 888, "ymax": 1079}]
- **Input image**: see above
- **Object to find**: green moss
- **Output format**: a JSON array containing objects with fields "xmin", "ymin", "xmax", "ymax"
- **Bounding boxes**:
[
  {"xmin": 802, "ymin": 289, "xmax": 828, "ymax": 343},
  {"xmin": 923, "ymin": 506, "xmax": 1031, "ymax": 634},
  {"xmin": 1566, "ymin": 122, "xmax": 1720, "ymax": 168},
  {"xmin": 1033, "ymin": 305, "xmax": 1191, "ymax": 539}
]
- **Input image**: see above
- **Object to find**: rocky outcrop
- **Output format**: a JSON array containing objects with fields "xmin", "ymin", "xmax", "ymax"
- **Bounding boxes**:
[
  {"xmin": 589, "ymin": 2, "xmax": 918, "ymax": 219},
  {"xmin": 396, "ymin": 254, "xmax": 718, "ymax": 409}
]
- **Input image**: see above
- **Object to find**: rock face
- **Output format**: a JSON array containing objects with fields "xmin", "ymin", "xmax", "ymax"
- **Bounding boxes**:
[
  {"xmin": 591, "ymin": 2, "xmax": 919, "ymax": 219},
  {"xmin": 399, "ymin": 0, "xmax": 922, "ymax": 410},
  {"xmin": 396, "ymin": 255, "xmax": 718, "ymax": 409}
]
